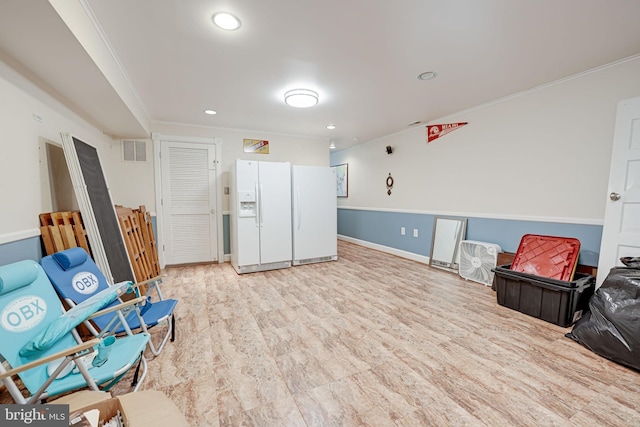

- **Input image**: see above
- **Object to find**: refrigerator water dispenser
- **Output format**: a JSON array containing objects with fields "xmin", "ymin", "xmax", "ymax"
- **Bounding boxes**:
[{"xmin": 238, "ymin": 191, "xmax": 256, "ymax": 217}]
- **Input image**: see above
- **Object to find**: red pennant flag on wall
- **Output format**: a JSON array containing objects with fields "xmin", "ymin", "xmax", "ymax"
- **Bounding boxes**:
[{"xmin": 426, "ymin": 122, "xmax": 468, "ymax": 143}]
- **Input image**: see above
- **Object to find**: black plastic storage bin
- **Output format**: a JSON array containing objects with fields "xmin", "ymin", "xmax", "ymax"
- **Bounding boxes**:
[{"xmin": 492, "ymin": 265, "xmax": 595, "ymax": 327}]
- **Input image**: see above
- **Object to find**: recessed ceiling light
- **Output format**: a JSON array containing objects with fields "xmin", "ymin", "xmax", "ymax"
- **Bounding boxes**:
[
  {"xmin": 326, "ymin": 124, "xmax": 336, "ymax": 130},
  {"xmin": 417, "ymin": 71, "xmax": 438, "ymax": 81},
  {"xmin": 212, "ymin": 12, "xmax": 241, "ymax": 30},
  {"xmin": 204, "ymin": 109, "xmax": 217, "ymax": 115},
  {"xmin": 284, "ymin": 89, "xmax": 319, "ymax": 108}
]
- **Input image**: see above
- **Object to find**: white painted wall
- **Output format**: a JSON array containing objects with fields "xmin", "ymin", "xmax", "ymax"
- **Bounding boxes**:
[
  {"xmin": 0, "ymin": 59, "xmax": 109, "ymax": 242},
  {"xmin": 150, "ymin": 123, "xmax": 330, "ymax": 212},
  {"xmin": 331, "ymin": 57, "xmax": 640, "ymax": 223},
  {"xmin": 0, "ymin": 51, "xmax": 331, "ymax": 247},
  {"xmin": 151, "ymin": 123, "xmax": 330, "ymax": 170},
  {"xmin": 5, "ymin": 45, "xmax": 637, "ymax": 249},
  {"xmin": 100, "ymin": 138, "xmax": 155, "ymax": 210}
]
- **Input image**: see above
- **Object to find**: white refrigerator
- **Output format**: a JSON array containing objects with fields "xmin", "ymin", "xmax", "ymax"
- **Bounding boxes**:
[
  {"xmin": 292, "ymin": 165, "xmax": 338, "ymax": 265},
  {"xmin": 230, "ymin": 160, "xmax": 292, "ymax": 274}
]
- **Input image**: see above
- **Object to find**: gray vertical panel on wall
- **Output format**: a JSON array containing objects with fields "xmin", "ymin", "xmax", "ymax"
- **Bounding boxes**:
[{"xmin": 61, "ymin": 133, "xmax": 134, "ymax": 283}]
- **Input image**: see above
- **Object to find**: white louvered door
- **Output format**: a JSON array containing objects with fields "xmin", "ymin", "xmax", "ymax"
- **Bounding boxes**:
[{"xmin": 160, "ymin": 141, "xmax": 218, "ymax": 265}]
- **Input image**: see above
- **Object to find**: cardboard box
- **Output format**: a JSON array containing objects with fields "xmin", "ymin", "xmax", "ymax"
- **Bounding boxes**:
[
  {"xmin": 117, "ymin": 391, "xmax": 189, "ymax": 427},
  {"xmin": 59, "ymin": 391, "xmax": 188, "ymax": 427},
  {"xmin": 51, "ymin": 390, "xmax": 111, "ymax": 412},
  {"xmin": 68, "ymin": 397, "xmax": 127, "ymax": 426}
]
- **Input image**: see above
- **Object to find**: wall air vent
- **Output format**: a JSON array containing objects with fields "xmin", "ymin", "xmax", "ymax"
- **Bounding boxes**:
[{"xmin": 122, "ymin": 140, "xmax": 146, "ymax": 162}]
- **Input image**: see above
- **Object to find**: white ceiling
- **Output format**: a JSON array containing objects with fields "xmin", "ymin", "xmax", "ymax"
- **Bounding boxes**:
[{"xmin": 1, "ymin": 0, "xmax": 640, "ymax": 150}]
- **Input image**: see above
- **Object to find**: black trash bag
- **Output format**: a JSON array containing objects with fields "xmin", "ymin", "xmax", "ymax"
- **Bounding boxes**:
[
  {"xmin": 621, "ymin": 257, "xmax": 640, "ymax": 268},
  {"xmin": 565, "ymin": 266, "xmax": 640, "ymax": 371}
]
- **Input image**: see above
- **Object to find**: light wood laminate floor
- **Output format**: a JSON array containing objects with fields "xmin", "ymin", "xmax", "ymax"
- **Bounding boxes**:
[{"xmin": 5, "ymin": 241, "xmax": 640, "ymax": 426}]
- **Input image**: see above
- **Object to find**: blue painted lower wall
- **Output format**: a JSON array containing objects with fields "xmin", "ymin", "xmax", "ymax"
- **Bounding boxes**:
[
  {"xmin": 223, "ymin": 214, "xmax": 230, "ymax": 255},
  {"xmin": 1, "ymin": 215, "xmax": 231, "ymax": 268},
  {"xmin": 338, "ymin": 208, "xmax": 602, "ymax": 266},
  {"xmin": 2, "ymin": 211, "xmax": 599, "ymax": 267},
  {"xmin": 0, "ymin": 236, "xmax": 43, "ymax": 265}
]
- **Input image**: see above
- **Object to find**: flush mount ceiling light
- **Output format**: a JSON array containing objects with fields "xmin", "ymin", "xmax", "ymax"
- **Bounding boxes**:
[
  {"xmin": 204, "ymin": 109, "xmax": 217, "ymax": 115},
  {"xmin": 417, "ymin": 71, "xmax": 438, "ymax": 81},
  {"xmin": 326, "ymin": 124, "xmax": 336, "ymax": 130},
  {"xmin": 329, "ymin": 141, "xmax": 336, "ymax": 149},
  {"xmin": 284, "ymin": 89, "xmax": 319, "ymax": 108},
  {"xmin": 212, "ymin": 12, "xmax": 241, "ymax": 30}
]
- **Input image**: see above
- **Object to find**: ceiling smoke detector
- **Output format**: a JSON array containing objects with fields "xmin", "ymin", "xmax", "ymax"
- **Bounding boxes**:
[{"xmin": 417, "ymin": 71, "xmax": 438, "ymax": 81}]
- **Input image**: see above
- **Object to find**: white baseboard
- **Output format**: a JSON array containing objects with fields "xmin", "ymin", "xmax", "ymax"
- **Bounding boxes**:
[
  {"xmin": 223, "ymin": 239, "xmax": 428, "ymax": 265},
  {"xmin": 338, "ymin": 235, "xmax": 430, "ymax": 265}
]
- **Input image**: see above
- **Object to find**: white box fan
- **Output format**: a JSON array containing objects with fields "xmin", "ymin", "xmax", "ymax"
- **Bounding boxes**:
[{"xmin": 458, "ymin": 240, "xmax": 502, "ymax": 286}]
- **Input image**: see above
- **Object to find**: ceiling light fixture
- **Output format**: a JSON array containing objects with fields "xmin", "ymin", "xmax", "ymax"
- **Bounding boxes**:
[
  {"xmin": 329, "ymin": 141, "xmax": 336, "ymax": 149},
  {"xmin": 417, "ymin": 71, "xmax": 438, "ymax": 81},
  {"xmin": 204, "ymin": 109, "xmax": 217, "ymax": 115},
  {"xmin": 212, "ymin": 12, "xmax": 241, "ymax": 30},
  {"xmin": 326, "ymin": 124, "xmax": 336, "ymax": 130},
  {"xmin": 284, "ymin": 89, "xmax": 319, "ymax": 108}
]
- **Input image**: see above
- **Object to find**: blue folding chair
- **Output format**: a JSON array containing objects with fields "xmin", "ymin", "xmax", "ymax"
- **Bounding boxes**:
[
  {"xmin": 40, "ymin": 248, "xmax": 177, "ymax": 356},
  {"xmin": 0, "ymin": 260, "xmax": 149, "ymax": 404}
]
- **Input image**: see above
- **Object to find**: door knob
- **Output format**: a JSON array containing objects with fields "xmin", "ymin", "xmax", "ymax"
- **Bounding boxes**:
[{"xmin": 610, "ymin": 192, "xmax": 621, "ymax": 201}]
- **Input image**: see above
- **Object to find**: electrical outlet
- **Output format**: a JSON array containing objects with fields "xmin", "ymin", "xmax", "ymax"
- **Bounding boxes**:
[
  {"xmin": 413, "ymin": 229, "xmax": 419, "ymax": 237},
  {"xmin": 401, "ymin": 227, "xmax": 405, "ymax": 235}
]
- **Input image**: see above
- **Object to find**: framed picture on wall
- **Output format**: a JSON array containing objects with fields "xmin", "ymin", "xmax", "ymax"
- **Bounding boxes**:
[
  {"xmin": 243, "ymin": 138, "xmax": 269, "ymax": 154},
  {"xmin": 332, "ymin": 163, "xmax": 348, "ymax": 197}
]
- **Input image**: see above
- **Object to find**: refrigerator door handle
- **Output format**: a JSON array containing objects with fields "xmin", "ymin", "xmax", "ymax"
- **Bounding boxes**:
[
  {"xmin": 296, "ymin": 186, "xmax": 301, "ymax": 230},
  {"xmin": 255, "ymin": 182, "xmax": 260, "ymax": 227},
  {"xmin": 259, "ymin": 183, "xmax": 264, "ymax": 227}
]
